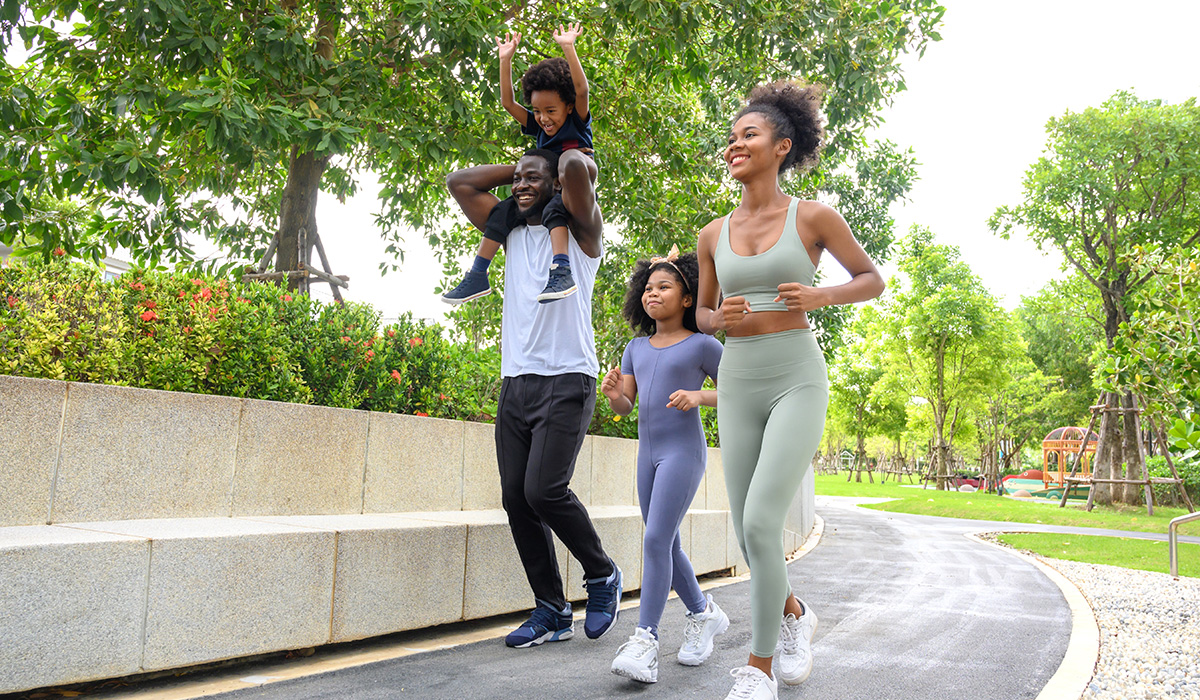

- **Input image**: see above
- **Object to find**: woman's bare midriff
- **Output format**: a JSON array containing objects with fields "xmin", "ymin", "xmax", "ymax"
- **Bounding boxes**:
[{"xmin": 726, "ymin": 309, "xmax": 810, "ymax": 338}]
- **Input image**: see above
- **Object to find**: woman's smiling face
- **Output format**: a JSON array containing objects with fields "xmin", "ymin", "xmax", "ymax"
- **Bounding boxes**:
[{"xmin": 725, "ymin": 112, "xmax": 787, "ymax": 181}]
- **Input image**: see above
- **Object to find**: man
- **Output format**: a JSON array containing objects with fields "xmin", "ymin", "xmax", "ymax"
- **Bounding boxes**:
[{"xmin": 446, "ymin": 147, "xmax": 622, "ymax": 647}]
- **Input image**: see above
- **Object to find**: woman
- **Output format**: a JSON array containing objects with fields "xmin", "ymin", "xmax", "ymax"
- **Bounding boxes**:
[{"xmin": 696, "ymin": 81, "xmax": 885, "ymax": 700}]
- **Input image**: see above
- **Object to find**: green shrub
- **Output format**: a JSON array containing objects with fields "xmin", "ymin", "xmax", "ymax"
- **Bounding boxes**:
[
  {"xmin": 1146, "ymin": 454, "xmax": 1200, "ymax": 506},
  {"xmin": 0, "ymin": 259, "xmax": 128, "ymax": 384}
]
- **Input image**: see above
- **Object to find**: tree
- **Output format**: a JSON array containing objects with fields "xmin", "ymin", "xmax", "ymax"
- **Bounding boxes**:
[
  {"xmin": 878, "ymin": 226, "xmax": 1012, "ymax": 489},
  {"xmin": 2, "ymin": 0, "xmax": 944, "ymax": 288},
  {"xmin": 991, "ymin": 91, "xmax": 1200, "ymax": 506},
  {"xmin": 1015, "ymin": 274, "xmax": 1103, "ymax": 426}
]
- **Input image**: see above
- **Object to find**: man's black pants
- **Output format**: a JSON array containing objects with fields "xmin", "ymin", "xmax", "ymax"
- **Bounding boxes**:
[{"xmin": 496, "ymin": 373, "xmax": 612, "ymax": 611}]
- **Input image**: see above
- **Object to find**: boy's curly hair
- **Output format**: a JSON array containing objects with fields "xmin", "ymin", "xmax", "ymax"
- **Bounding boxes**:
[
  {"xmin": 522, "ymin": 57, "xmax": 576, "ymax": 107},
  {"xmin": 735, "ymin": 80, "xmax": 826, "ymax": 174},
  {"xmin": 621, "ymin": 252, "xmax": 701, "ymax": 336}
]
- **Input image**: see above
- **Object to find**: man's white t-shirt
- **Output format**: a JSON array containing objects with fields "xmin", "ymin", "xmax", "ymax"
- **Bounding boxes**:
[{"xmin": 500, "ymin": 222, "xmax": 602, "ymax": 378}]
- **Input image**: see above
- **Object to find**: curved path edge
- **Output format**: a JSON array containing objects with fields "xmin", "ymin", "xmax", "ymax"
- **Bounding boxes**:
[{"xmin": 965, "ymin": 531, "xmax": 1100, "ymax": 700}]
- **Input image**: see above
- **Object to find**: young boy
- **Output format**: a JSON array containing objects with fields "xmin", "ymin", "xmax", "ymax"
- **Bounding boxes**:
[{"xmin": 441, "ymin": 22, "xmax": 600, "ymax": 305}]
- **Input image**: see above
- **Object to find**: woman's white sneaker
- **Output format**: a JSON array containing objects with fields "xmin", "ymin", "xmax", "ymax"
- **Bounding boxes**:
[
  {"xmin": 724, "ymin": 666, "xmax": 778, "ymax": 699},
  {"xmin": 775, "ymin": 599, "xmax": 818, "ymax": 685},
  {"xmin": 611, "ymin": 626, "xmax": 659, "ymax": 683},
  {"xmin": 677, "ymin": 594, "xmax": 730, "ymax": 666}
]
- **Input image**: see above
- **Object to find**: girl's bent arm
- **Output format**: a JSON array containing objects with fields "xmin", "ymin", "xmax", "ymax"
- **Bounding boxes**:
[
  {"xmin": 497, "ymin": 33, "xmax": 527, "ymax": 125},
  {"xmin": 554, "ymin": 23, "xmax": 590, "ymax": 119}
]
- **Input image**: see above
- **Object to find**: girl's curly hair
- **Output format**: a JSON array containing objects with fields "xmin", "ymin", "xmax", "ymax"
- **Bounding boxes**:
[
  {"xmin": 521, "ymin": 57, "xmax": 576, "ymax": 107},
  {"xmin": 621, "ymin": 251, "xmax": 701, "ymax": 336},
  {"xmin": 735, "ymin": 80, "xmax": 826, "ymax": 174}
]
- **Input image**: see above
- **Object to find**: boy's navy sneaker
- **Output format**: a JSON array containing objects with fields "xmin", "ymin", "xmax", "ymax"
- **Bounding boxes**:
[
  {"xmin": 504, "ymin": 604, "xmax": 574, "ymax": 648},
  {"xmin": 583, "ymin": 563, "xmax": 623, "ymax": 639},
  {"xmin": 537, "ymin": 264, "xmax": 578, "ymax": 303},
  {"xmin": 441, "ymin": 271, "xmax": 491, "ymax": 305}
]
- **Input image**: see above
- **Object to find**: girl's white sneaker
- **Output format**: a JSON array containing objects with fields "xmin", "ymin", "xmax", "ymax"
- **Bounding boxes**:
[
  {"xmin": 611, "ymin": 626, "xmax": 659, "ymax": 683},
  {"xmin": 677, "ymin": 594, "xmax": 730, "ymax": 666}
]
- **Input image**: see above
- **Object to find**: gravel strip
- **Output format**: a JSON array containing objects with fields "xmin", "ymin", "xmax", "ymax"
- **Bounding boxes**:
[{"xmin": 1022, "ymin": 554, "xmax": 1199, "ymax": 700}]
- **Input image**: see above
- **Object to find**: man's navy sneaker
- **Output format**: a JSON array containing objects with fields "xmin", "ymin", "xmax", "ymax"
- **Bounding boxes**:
[
  {"xmin": 584, "ymin": 563, "xmax": 623, "ymax": 639},
  {"xmin": 504, "ymin": 604, "xmax": 574, "ymax": 648},
  {"xmin": 441, "ymin": 271, "xmax": 492, "ymax": 305},
  {"xmin": 536, "ymin": 264, "xmax": 578, "ymax": 303}
]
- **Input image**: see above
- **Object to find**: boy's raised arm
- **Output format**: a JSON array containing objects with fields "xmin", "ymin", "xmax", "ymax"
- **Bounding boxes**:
[
  {"xmin": 553, "ymin": 23, "xmax": 589, "ymax": 120},
  {"xmin": 497, "ymin": 32, "xmax": 528, "ymax": 125}
]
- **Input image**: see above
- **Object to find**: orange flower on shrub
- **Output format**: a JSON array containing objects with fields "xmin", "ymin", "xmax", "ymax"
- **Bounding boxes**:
[
  {"xmin": 130, "ymin": 282, "xmax": 145, "ymax": 291},
  {"xmin": 409, "ymin": 337, "xmax": 422, "ymax": 347},
  {"xmin": 365, "ymin": 349, "xmax": 375, "ymax": 361},
  {"xmin": 390, "ymin": 369, "xmax": 402, "ymax": 384},
  {"xmin": 140, "ymin": 309, "xmax": 159, "ymax": 322},
  {"xmin": 415, "ymin": 412, "xmax": 429, "ymax": 417},
  {"xmin": 6, "ymin": 296, "xmax": 16, "ymax": 308},
  {"xmin": 439, "ymin": 393, "xmax": 448, "ymax": 400},
  {"xmin": 141, "ymin": 300, "xmax": 157, "ymax": 309},
  {"xmin": 192, "ymin": 279, "xmax": 204, "ymax": 286},
  {"xmin": 199, "ymin": 287, "xmax": 212, "ymax": 301},
  {"xmin": 283, "ymin": 294, "xmax": 292, "ymax": 301},
  {"xmin": 340, "ymin": 336, "xmax": 351, "ymax": 342},
  {"xmin": 52, "ymin": 247, "xmax": 65, "ymax": 257},
  {"xmin": 177, "ymin": 290, "xmax": 187, "ymax": 299},
  {"xmin": 387, "ymin": 329, "xmax": 396, "ymax": 338}
]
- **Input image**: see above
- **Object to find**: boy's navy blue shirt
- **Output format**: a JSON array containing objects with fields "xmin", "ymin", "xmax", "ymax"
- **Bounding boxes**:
[{"xmin": 522, "ymin": 108, "xmax": 593, "ymax": 154}]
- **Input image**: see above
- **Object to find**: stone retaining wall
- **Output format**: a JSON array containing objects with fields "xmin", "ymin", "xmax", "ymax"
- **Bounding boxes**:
[{"xmin": 0, "ymin": 374, "xmax": 815, "ymax": 693}]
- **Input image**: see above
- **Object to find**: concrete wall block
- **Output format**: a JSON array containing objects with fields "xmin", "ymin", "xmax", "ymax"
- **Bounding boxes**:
[
  {"xmin": 565, "ymin": 506, "xmax": 644, "ymax": 598},
  {"xmin": 705, "ymin": 447, "xmax": 729, "ymax": 512},
  {"xmin": 461, "ymin": 421, "xmax": 501, "ymax": 511},
  {"xmin": 363, "ymin": 414, "xmax": 464, "ymax": 513},
  {"xmin": 232, "ymin": 399, "xmax": 368, "ymax": 516},
  {"xmin": 246, "ymin": 515, "xmax": 468, "ymax": 643},
  {"xmin": 0, "ymin": 375, "xmax": 67, "ymax": 526},
  {"xmin": 407, "ymin": 510, "xmax": 566, "ymax": 620},
  {"xmin": 50, "ymin": 382, "xmax": 241, "ymax": 523},
  {"xmin": 590, "ymin": 436, "xmax": 637, "ymax": 506},
  {"xmin": 687, "ymin": 510, "xmax": 728, "ymax": 575},
  {"xmin": 0, "ymin": 526, "xmax": 148, "ymax": 694},
  {"xmin": 64, "ymin": 518, "xmax": 337, "ymax": 671}
]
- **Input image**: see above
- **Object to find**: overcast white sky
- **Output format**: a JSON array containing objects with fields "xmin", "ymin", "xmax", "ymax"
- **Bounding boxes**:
[{"xmin": 10, "ymin": 1, "xmax": 1200, "ymax": 322}]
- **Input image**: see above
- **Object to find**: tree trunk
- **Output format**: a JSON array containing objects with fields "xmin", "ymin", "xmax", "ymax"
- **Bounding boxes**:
[
  {"xmin": 1091, "ymin": 391, "xmax": 1119, "ymax": 506},
  {"xmin": 1121, "ymin": 392, "xmax": 1144, "ymax": 506},
  {"xmin": 275, "ymin": 147, "xmax": 330, "ymax": 286}
]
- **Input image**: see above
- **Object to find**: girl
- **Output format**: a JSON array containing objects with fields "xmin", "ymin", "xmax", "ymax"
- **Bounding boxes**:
[
  {"xmin": 602, "ymin": 246, "xmax": 730, "ymax": 684},
  {"xmin": 696, "ymin": 82, "xmax": 885, "ymax": 700}
]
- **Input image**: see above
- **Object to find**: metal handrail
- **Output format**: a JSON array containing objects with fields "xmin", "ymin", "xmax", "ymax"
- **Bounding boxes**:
[{"xmin": 1169, "ymin": 510, "xmax": 1200, "ymax": 577}]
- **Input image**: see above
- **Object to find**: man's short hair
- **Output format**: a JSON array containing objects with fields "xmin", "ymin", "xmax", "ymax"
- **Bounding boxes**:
[{"xmin": 522, "ymin": 148, "xmax": 560, "ymax": 177}]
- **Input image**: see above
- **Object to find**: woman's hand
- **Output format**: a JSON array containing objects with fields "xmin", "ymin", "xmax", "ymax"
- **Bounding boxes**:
[
  {"xmin": 714, "ymin": 296, "xmax": 752, "ymax": 331},
  {"xmin": 553, "ymin": 22, "xmax": 583, "ymax": 46},
  {"xmin": 667, "ymin": 389, "xmax": 701, "ymax": 412},
  {"xmin": 496, "ymin": 32, "xmax": 521, "ymax": 60},
  {"xmin": 774, "ymin": 283, "xmax": 827, "ymax": 313},
  {"xmin": 600, "ymin": 366, "xmax": 623, "ymax": 402}
]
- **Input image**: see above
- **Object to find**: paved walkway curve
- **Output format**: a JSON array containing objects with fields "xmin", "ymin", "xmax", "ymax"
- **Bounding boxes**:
[{"xmin": 208, "ymin": 497, "xmax": 1077, "ymax": 700}]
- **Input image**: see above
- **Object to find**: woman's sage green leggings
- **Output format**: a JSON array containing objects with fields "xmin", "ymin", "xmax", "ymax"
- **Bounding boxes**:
[{"xmin": 717, "ymin": 328, "xmax": 828, "ymax": 658}]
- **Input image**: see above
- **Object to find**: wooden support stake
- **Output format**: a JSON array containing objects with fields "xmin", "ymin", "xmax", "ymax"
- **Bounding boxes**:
[
  {"xmin": 256, "ymin": 233, "xmax": 281, "ymax": 273},
  {"xmin": 1060, "ymin": 398, "xmax": 1102, "ymax": 508}
]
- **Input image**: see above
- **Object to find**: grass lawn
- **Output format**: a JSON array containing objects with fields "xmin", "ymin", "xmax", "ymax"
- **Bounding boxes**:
[
  {"xmin": 994, "ymin": 532, "xmax": 1200, "ymax": 578},
  {"xmin": 814, "ymin": 474, "xmax": 1200, "ymax": 537}
]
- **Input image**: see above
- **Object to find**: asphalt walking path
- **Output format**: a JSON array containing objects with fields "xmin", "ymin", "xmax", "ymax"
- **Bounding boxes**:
[{"xmin": 197, "ymin": 495, "xmax": 1142, "ymax": 700}]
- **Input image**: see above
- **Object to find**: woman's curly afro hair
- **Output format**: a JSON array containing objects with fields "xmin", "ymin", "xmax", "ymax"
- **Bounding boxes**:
[
  {"xmin": 621, "ymin": 251, "xmax": 701, "ymax": 336},
  {"xmin": 735, "ymin": 80, "xmax": 826, "ymax": 174},
  {"xmin": 522, "ymin": 57, "xmax": 576, "ymax": 107}
]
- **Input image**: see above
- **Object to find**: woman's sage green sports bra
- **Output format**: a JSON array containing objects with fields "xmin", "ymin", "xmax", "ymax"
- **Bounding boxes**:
[{"xmin": 714, "ymin": 197, "xmax": 816, "ymax": 313}]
